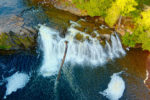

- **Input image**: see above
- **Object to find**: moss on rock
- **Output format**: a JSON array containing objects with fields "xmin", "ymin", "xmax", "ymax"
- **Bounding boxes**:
[
  {"xmin": 75, "ymin": 33, "xmax": 84, "ymax": 41},
  {"xmin": 0, "ymin": 29, "xmax": 37, "ymax": 50}
]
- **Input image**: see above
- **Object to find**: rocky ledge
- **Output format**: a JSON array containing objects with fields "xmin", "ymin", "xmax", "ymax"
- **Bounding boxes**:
[
  {"xmin": 30, "ymin": 0, "xmax": 87, "ymax": 16},
  {"xmin": 0, "ymin": 15, "xmax": 37, "ymax": 51}
]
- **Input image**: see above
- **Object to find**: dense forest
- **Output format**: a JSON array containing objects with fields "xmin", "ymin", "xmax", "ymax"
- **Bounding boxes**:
[{"xmin": 72, "ymin": 0, "xmax": 150, "ymax": 51}]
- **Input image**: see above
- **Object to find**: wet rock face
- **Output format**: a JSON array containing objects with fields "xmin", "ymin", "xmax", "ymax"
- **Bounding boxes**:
[{"xmin": 0, "ymin": 15, "xmax": 37, "ymax": 50}]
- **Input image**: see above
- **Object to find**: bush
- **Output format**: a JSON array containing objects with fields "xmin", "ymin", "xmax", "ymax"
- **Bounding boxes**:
[
  {"xmin": 122, "ymin": 9, "xmax": 150, "ymax": 51},
  {"xmin": 122, "ymin": 32, "xmax": 137, "ymax": 47}
]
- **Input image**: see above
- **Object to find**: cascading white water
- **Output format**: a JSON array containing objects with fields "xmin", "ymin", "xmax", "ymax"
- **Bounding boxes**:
[
  {"xmin": 39, "ymin": 21, "xmax": 126, "ymax": 77},
  {"xmin": 39, "ymin": 25, "xmax": 60, "ymax": 77},
  {"xmin": 110, "ymin": 33, "xmax": 126, "ymax": 58}
]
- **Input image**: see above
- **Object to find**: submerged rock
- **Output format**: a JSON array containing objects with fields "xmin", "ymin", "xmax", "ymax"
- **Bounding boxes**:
[{"xmin": 75, "ymin": 33, "xmax": 84, "ymax": 41}]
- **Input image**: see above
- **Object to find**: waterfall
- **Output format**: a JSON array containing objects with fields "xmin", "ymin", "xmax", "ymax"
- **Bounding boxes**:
[
  {"xmin": 39, "ymin": 21, "xmax": 126, "ymax": 77},
  {"xmin": 39, "ymin": 25, "xmax": 60, "ymax": 77}
]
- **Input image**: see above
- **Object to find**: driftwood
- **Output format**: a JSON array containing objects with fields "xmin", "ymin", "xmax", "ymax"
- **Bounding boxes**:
[{"xmin": 56, "ymin": 41, "xmax": 68, "ymax": 81}]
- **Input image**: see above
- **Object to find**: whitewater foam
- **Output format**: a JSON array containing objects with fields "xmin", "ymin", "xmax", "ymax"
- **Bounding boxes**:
[
  {"xmin": 4, "ymin": 72, "xmax": 30, "ymax": 99},
  {"xmin": 39, "ymin": 25, "xmax": 60, "ymax": 77},
  {"xmin": 99, "ymin": 72, "xmax": 125, "ymax": 100}
]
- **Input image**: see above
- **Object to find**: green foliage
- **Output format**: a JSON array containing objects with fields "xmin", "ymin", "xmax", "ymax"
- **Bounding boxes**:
[
  {"xmin": 122, "ymin": 9, "xmax": 150, "ymax": 51},
  {"xmin": 135, "ymin": 0, "xmax": 150, "ymax": 10},
  {"xmin": 136, "ymin": 9, "xmax": 150, "ymax": 29},
  {"xmin": 105, "ymin": 0, "xmax": 137, "ymax": 27},
  {"xmin": 72, "ymin": 0, "xmax": 113, "ymax": 17},
  {"xmin": 122, "ymin": 26, "xmax": 150, "ymax": 51},
  {"xmin": 105, "ymin": 3, "xmax": 120, "ymax": 27},
  {"xmin": 135, "ymin": 9, "xmax": 150, "ymax": 51},
  {"xmin": 0, "ymin": 33, "xmax": 12, "ymax": 49},
  {"xmin": 122, "ymin": 32, "xmax": 137, "ymax": 47},
  {"xmin": 120, "ymin": 0, "xmax": 137, "ymax": 16},
  {"xmin": 0, "ymin": 45, "xmax": 11, "ymax": 49},
  {"xmin": 138, "ymin": 31, "xmax": 150, "ymax": 51}
]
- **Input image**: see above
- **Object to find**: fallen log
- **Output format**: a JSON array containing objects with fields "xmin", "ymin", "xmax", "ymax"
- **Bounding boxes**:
[{"xmin": 56, "ymin": 41, "xmax": 68, "ymax": 81}]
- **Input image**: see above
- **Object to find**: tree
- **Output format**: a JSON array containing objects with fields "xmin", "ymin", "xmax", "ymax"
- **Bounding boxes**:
[
  {"xmin": 122, "ymin": 8, "xmax": 150, "ymax": 51},
  {"xmin": 105, "ymin": 0, "xmax": 137, "ymax": 27},
  {"xmin": 137, "ymin": 9, "xmax": 150, "ymax": 29},
  {"xmin": 136, "ymin": 9, "xmax": 150, "ymax": 51}
]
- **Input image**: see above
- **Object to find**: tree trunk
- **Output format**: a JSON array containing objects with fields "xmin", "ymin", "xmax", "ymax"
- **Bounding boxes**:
[
  {"xmin": 118, "ymin": 15, "xmax": 122, "ymax": 30},
  {"xmin": 56, "ymin": 41, "xmax": 68, "ymax": 81}
]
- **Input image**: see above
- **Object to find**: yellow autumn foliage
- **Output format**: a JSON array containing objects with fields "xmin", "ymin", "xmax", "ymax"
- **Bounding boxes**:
[
  {"xmin": 105, "ymin": 5, "xmax": 120, "ymax": 27},
  {"xmin": 138, "ymin": 9, "xmax": 150, "ymax": 29},
  {"xmin": 105, "ymin": 0, "xmax": 137, "ymax": 27}
]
